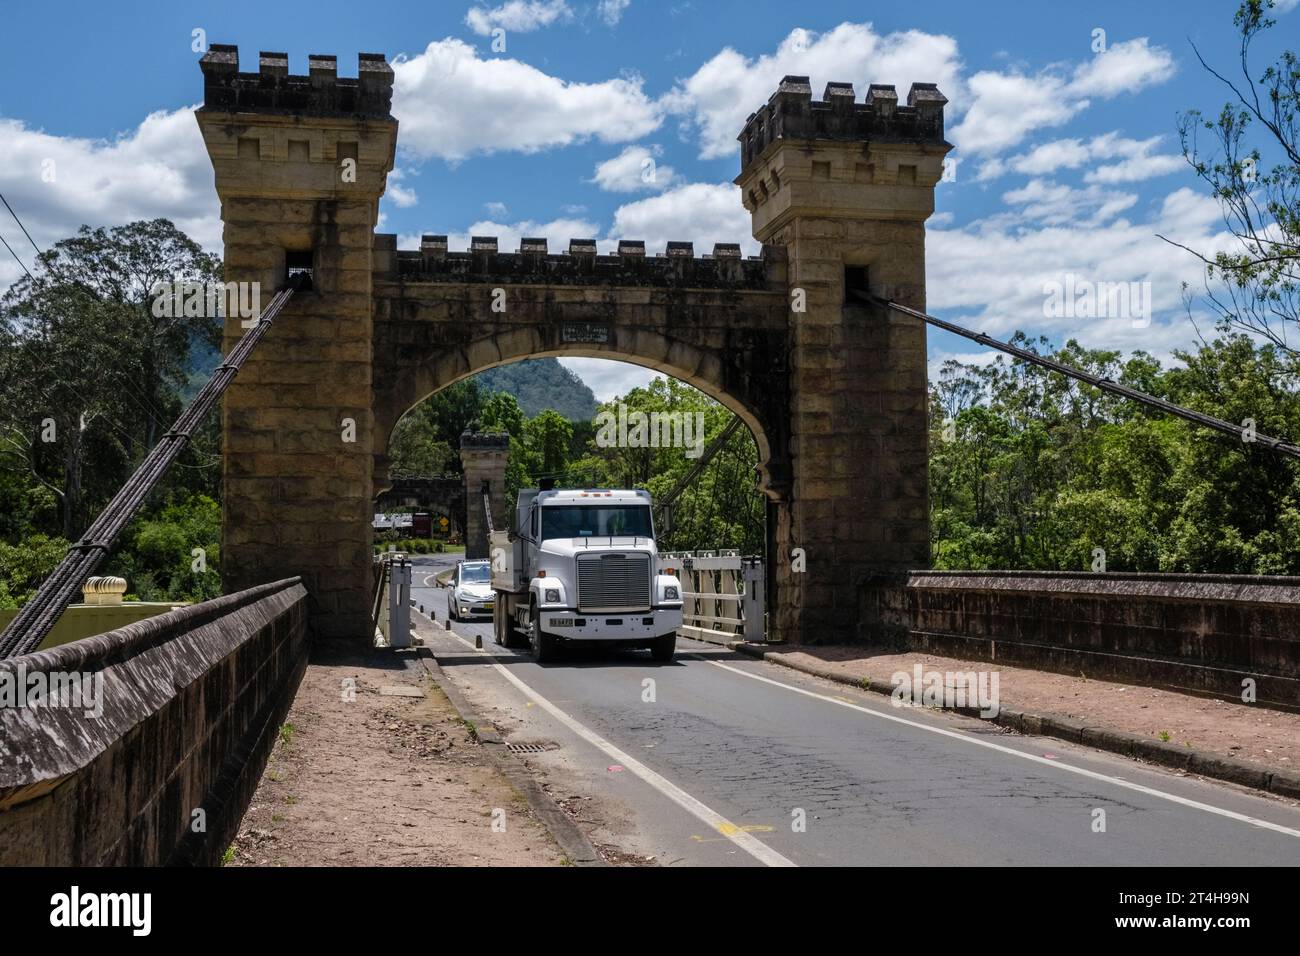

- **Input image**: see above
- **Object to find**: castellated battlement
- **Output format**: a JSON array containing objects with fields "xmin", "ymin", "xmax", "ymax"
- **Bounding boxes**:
[
  {"xmin": 738, "ymin": 75, "xmax": 949, "ymax": 174},
  {"xmin": 377, "ymin": 235, "xmax": 774, "ymax": 289},
  {"xmin": 199, "ymin": 45, "xmax": 394, "ymax": 118}
]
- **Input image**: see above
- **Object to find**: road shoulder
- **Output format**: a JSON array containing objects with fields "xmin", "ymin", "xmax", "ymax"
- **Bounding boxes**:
[{"xmin": 227, "ymin": 639, "xmax": 567, "ymax": 866}]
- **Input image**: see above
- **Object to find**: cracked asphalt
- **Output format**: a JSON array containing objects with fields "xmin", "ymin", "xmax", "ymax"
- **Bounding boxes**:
[{"xmin": 411, "ymin": 554, "xmax": 1300, "ymax": 866}]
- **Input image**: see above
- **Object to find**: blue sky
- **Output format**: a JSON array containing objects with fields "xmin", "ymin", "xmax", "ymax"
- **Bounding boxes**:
[{"xmin": 1, "ymin": 0, "xmax": 1295, "ymax": 399}]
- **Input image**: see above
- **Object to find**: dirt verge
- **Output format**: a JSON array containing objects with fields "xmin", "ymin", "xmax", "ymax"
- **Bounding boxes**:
[{"xmin": 226, "ymin": 642, "xmax": 566, "ymax": 866}]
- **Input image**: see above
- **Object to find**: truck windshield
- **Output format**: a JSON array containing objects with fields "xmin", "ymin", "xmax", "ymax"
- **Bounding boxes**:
[{"xmin": 540, "ymin": 505, "xmax": 653, "ymax": 540}]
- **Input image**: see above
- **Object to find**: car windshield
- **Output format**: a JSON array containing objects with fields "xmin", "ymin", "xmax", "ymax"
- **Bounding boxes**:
[
  {"xmin": 460, "ymin": 563, "xmax": 490, "ymax": 584},
  {"xmin": 540, "ymin": 504, "xmax": 653, "ymax": 540}
]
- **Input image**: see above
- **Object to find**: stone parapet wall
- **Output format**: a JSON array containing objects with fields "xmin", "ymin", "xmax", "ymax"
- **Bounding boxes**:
[
  {"xmin": 0, "ymin": 579, "xmax": 308, "ymax": 865},
  {"xmin": 861, "ymin": 571, "xmax": 1300, "ymax": 710}
]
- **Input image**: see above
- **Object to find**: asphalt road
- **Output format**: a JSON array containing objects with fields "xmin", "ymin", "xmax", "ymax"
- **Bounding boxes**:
[{"xmin": 410, "ymin": 554, "xmax": 1300, "ymax": 867}]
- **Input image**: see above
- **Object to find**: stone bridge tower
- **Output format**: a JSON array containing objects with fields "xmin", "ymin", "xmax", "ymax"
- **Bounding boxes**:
[
  {"xmin": 196, "ymin": 46, "xmax": 948, "ymax": 646},
  {"xmin": 197, "ymin": 47, "xmax": 397, "ymax": 639},
  {"xmin": 736, "ymin": 77, "xmax": 951, "ymax": 642},
  {"xmin": 460, "ymin": 432, "xmax": 510, "ymax": 559}
]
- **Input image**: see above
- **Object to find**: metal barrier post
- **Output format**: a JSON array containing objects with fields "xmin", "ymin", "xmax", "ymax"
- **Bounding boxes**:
[
  {"xmin": 742, "ymin": 557, "xmax": 765, "ymax": 643},
  {"xmin": 388, "ymin": 556, "xmax": 413, "ymax": 648}
]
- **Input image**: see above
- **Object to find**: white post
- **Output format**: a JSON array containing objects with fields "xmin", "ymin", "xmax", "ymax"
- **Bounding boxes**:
[
  {"xmin": 388, "ymin": 557, "xmax": 413, "ymax": 648},
  {"xmin": 742, "ymin": 557, "xmax": 765, "ymax": 643}
]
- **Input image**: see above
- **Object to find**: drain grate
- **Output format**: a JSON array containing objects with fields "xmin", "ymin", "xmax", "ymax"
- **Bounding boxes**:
[{"xmin": 507, "ymin": 741, "xmax": 558, "ymax": 755}]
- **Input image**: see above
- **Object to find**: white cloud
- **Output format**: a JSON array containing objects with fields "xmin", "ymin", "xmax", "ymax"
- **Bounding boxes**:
[
  {"xmin": 1071, "ymin": 38, "xmax": 1177, "ymax": 99},
  {"xmin": 928, "ymin": 349, "xmax": 1000, "ymax": 382},
  {"xmin": 386, "ymin": 184, "xmax": 419, "ymax": 207},
  {"xmin": 0, "ymin": 107, "xmax": 218, "ymax": 295},
  {"xmin": 392, "ymin": 38, "xmax": 662, "ymax": 161},
  {"xmin": 558, "ymin": 358, "xmax": 658, "ymax": 400},
  {"xmin": 952, "ymin": 38, "xmax": 1175, "ymax": 156},
  {"xmin": 384, "ymin": 167, "xmax": 419, "ymax": 208},
  {"xmin": 952, "ymin": 72, "xmax": 1084, "ymax": 156},
  {"xmin": 1086, "ymin": 149, "xmax": 1184, "ymax": 185},
  {"xmin": 977, "ymin": 132, "xmax": 1184, "ymax": 184},
  {"xmin": 591, "ymin": 145, "xmax": 677, "ymax": 192},
  {"xmin": 484, "ymin": 201, "xmax": 510, "ymax": 216},
  {"xmin": 597, "ymin": 0, "xmax": 631, "ymax": 26},
  {"xmin": 465, "ymin": 0, "xmax": 572, "ymax": 36},
  {"xmin": 608, "ymin": 182, "xmax": 758, "ymax": 255},
  {"xmin": 1001, "ymin": 179, "xmax": 1138, "ymax": 225},
  {"xmin": 926, "ymin": 186, "xmax": 1236, "ymax": 357},
  {"xmin": 665, "ymin": 22, "xmax": 964, "ymax": 160}
]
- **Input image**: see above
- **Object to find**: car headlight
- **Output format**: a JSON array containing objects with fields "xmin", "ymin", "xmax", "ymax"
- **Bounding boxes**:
[
  {"xmin": 544, "ymin": 588, "xmax": 561, "ymax": 603},
  {"xmin": 665, "ymin": 585, "xmax": 679, "ymax": 600}
]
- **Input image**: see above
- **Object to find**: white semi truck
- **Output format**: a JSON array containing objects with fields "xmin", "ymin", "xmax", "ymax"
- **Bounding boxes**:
[{"xmin": 490, "ymin": 488, "xmax": 683, "ymax": 662}]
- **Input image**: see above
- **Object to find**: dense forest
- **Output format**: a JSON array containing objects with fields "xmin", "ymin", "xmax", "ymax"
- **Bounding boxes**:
[
  {"xmin": 0, "ymin": 1, "xmax": 1295, "ymax": 606},
  {"xmin": 930, "ymin": 335, "xmax": 1300, "ymax": 573},
  {"xmin": 0, "ymin": 220, "xmax": 224, "ymax": 607}
]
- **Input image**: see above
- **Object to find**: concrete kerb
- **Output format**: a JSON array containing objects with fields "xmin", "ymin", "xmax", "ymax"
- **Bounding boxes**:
[
  {"xmin": 693, "ymin": 635, "xmax": 1300, "ymax": 802},
  {"xmin": 410, "ymin": 609, "xmax": 606, "ymax": 866}
]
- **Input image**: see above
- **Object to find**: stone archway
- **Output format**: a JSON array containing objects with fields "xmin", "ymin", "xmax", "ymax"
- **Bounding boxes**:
[
  {"xmin": 198, "ymin": 47, "xmax": 950, "ymax": 645},
  {"xmin": 380, "ymin": 344, "xmax": 779, "ymax": 571}
]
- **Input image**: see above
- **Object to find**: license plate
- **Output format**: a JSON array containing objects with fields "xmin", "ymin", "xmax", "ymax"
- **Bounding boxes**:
[
  {"xmin": 484, "ymin": 603, "xmax": 494, "ymax": 610},
  {"xmin": 551, "ymin": 618, "xmax": 574, "ymax": 627}
]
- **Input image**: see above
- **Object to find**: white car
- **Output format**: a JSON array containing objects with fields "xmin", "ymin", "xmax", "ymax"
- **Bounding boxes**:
[{"xmin": 449, "ymin": 560, "xmax": 495, "ymax": 622}]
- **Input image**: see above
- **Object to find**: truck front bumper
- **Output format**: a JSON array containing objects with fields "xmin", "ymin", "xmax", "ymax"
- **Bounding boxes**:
[{"xmin": 540, "ymin": 607, "xmax": 682, "ymax": 641}]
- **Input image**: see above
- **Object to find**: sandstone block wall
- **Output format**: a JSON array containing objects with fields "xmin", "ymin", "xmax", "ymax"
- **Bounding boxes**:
[
  {"xmin": 864, "ymin": 571, "xmax": 1300, "ymax": 710},
  {"xmin": 0, "ymin": 579, "xmax": 308, "ymax": 865}
]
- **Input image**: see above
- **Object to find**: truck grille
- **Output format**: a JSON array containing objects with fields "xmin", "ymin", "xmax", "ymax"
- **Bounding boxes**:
[{"xmin": 576, "ymin": 553, "xmax": 651, "ymax": 612}]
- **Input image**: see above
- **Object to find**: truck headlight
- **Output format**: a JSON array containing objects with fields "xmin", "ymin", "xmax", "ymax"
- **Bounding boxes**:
[
  {"xmin": 544, "ymin": 588, "xmax": 561, "ymax": 603},
  {"xmin": 665, "ymin": 585, "xmax": 679, "ymax": 600}
]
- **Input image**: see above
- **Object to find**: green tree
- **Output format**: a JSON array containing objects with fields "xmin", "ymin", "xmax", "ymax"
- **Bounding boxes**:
[
  {"xmin": 1175, "ymin": 0, "xmax": 1299, "ymax": 351},
  {"xmin": 0, "ymin": 219, "xmax": 220, "ymax": 540},
  {"xmin": 479, "ymin": 392, "xmax": 527, "ymax": 439},
  {"xmin": 527, "ymin": 409, "xmax": 573, "ymax": 478},
  {"xmin": 928, "ymin": 333, "xmax": 1300, "ymax": 575}
]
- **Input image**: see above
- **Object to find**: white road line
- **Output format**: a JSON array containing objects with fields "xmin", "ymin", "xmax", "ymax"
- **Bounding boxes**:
[
  {"xmin": 440, "ymin": 629, "xmax": 796, "ymax": 867},
  {"xmin": 697, "ymin": 654, "xmax": 1300, "ymax": 840}
]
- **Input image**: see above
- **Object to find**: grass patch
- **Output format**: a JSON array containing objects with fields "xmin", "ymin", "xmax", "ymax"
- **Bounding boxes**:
[{"xmin": 459, "ymin": 717, "xmax": 478, "ymax": 742}]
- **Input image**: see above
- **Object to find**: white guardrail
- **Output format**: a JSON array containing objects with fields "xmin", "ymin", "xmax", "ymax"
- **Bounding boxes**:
[
  {"xmin": 660, "ymin": 550, "xmax": 766, "ymax": 643},
  {"xmin": 374, "ymin": 552, "xmax": 413, "ymax": 648}
]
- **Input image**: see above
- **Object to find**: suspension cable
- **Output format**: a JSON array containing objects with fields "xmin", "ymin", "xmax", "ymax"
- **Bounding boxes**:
[
  {"xmin": 0, "ymin": 276, "xmax": 306, "ymax": 659},
  {"xmin": 862, "ymin": 293, "xmax": 1300, "ymax": 461}
]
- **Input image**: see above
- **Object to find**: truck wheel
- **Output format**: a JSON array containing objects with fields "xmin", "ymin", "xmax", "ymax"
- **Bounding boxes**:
[
  {"xmin": 529, "ymin": 602, "xmax": 558, "ymax": 663},
  {"xmin": 504, "ymin": 610, "xmax": 527, "ymax": 649},
  {"xmin": 493, "ymin": 601, "xmax": 507, "ymax": 645},
  {"xmin": 650, "ymin": 632, "xmax": 676, "ymax": 663}
]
